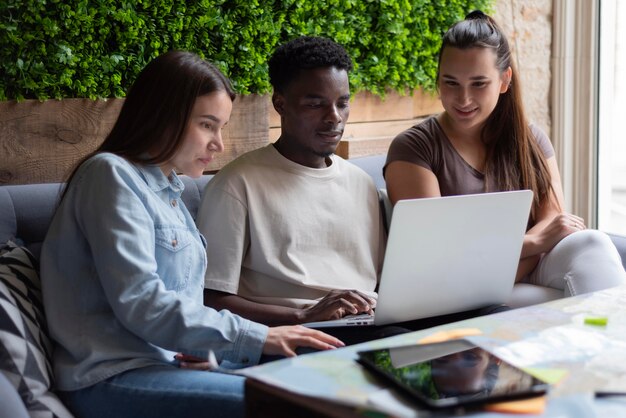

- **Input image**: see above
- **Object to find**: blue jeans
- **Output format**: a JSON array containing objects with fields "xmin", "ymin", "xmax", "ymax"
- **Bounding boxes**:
[{"xmin": 58, "ymin": 365, "xmax": 246, "ymax": 418}]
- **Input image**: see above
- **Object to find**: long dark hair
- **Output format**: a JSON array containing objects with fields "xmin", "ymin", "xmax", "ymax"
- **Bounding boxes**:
[
  {"xmin": 62, "ymin": 50, "xmax": 235, "ymax": 198},
  {"xmin": 438, "ymin": 11, "xmax": 554, "ymax": 218}
]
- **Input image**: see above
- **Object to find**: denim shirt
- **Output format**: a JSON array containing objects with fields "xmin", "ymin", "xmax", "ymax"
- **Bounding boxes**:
[{"xmin": 41, "ymin": 153, "xmax": 268, "ymax": 391}]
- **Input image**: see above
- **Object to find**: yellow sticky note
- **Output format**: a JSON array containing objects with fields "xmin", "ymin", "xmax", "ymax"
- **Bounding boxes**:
[
  {"xmin": 418, "ymin": 328, "xmax": 483, "ymax": 344},
  {"xmin": 484, "ymin": 395, "xmax": 547, "ymax": 414}
]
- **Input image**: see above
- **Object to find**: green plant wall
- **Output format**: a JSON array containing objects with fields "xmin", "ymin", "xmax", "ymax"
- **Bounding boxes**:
[{"xmin": 0, "ymin": 0, "xmax": 493, "ymax": 100}]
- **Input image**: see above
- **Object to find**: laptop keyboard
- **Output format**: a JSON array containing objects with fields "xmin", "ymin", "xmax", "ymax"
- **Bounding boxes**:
[{"xmin": 343, "ymin": 313, "xmax": 375, "ymax": 325}]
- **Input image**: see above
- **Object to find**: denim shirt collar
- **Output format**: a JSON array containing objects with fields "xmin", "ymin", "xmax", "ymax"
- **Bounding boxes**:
[{"xmin": 134, "ymin": 163, "xmax": 185, "ymax": 198}]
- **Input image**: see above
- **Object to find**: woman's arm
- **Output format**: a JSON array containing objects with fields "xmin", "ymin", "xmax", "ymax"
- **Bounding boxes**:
[
  {"xmin": 516, "ymin": 156, "xmax": 585, "ymax": 280},
  {"xmin": 385, "ymin": 161, "xmax": 441, "ymax": 205}
]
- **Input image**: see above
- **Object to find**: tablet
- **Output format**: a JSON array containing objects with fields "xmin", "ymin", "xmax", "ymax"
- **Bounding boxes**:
[{"xmin": 357, "ymin": 339, "xmax": 548, "ymax": 410}]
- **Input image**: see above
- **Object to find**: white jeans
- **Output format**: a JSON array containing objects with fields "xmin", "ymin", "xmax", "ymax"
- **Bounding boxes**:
[{"xmin": 524, "ymin": 230, "xmax": 626, "ymax": 296}]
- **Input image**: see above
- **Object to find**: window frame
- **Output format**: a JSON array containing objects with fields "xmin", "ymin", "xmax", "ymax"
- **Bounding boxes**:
[
  {"xmin": 597, "ymin": 0, "xmax": 621, "ymax": 233},
  {"xmin": 551, "ymin": 0, "xmax": 600, "ymax": 227}
]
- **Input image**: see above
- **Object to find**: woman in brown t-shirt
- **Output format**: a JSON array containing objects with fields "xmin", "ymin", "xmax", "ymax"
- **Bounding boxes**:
[{"xmin": 385, "ymin": 11, "xmax": 625, "ymax": 298}]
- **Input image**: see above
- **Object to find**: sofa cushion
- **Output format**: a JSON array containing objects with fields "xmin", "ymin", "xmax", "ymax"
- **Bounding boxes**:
[
  {"xmin": 348, "ymin": 154, "xmax": 386, "ymax": 189},
  {"xmin": 0, "ymin": 242, "xmax": 73, "ymax": 417},
  {"xmin": 0, "ymin": 177, "xmax": 212, "ymax": 261},
  {"xmin": 0, "ymin": 187, "xmax": 18, "ymax": 247}
]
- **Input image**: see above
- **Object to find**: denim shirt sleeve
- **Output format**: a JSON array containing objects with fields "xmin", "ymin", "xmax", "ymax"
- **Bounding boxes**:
[{"xmin": 71, "ymin": 156, "xmax": 267, "ymax": 365}]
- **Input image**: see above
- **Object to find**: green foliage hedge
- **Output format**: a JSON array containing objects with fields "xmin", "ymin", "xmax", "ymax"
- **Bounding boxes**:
[{"xmin": 0, "ymin": 0, "xmax": 492, "ymax": 100}]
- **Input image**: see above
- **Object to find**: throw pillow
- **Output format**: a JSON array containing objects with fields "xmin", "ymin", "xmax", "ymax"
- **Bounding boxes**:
[{"xmin": 0, "ymin": 242, "xmax": 73, "ymax": 418}]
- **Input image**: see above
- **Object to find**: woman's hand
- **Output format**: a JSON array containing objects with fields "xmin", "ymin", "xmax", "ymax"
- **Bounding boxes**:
[
  {"xmin": 295, "ymin": 289, "xmax": 376, "ymax": 323},
  {"xmin": 175, "ymin": 353, "xmax": 212, "ymax": 371},
  {"xmin": 178, "ymin": 326, "xmax": 344, "ymax": 370},
  {"xmin": 517, "ymin": 212, "xmax": 586, "ymax": 281},
  {"xmin": 532, "ymin": 212, "xmax": 586, "ymax": 254},
  {"xmin": 263, "ymin": 325, "xmax": 345, "ymax": 357},
  {"xmin": 523, "ymin": 156, "xmax": 584, "ymax": 258}
]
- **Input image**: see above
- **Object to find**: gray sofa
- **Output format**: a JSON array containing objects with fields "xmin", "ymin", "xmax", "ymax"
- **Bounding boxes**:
[
  {"xmin": 4, "ymin": 153, "xmax": 626, "ymax": 306},
  {"xmin": 1, "ymin": 154, "xmax": 625, "ymax": 416},
  {"xmin": 4, "ymin": 154, "xmax": 626, "ymax": 305},
  {"xmin": 0, "ymin": 174, "xmax": 214, "ymax": 418},
  {"xmin": 0, "ymin": 175, "xmax": 212, "ymax": 260}
]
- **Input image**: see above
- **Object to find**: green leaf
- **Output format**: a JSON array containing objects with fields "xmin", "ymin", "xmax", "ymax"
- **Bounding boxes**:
[{"xmin": 0, "ymin": 0, "xmax": 494, "ymax": 99}]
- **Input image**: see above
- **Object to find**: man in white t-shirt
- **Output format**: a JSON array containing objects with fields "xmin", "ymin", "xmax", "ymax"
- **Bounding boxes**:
[{"xmin": 197, "ymin": 37, "xmax": 388, "ymax": 341}]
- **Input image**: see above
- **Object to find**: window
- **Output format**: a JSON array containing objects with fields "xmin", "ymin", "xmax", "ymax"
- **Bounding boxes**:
[
  {"xmin": 598, "ymin": 0, "xmax": 626, "ymax": 234},
  {"xmin": 551, "ymin": 0, "xmax": 598, "ymax": 226}
]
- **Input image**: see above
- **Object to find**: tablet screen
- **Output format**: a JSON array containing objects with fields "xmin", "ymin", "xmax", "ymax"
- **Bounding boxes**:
[{"xmin": 357, "ymin": 339, "xmax": 548, "ymax": 409}]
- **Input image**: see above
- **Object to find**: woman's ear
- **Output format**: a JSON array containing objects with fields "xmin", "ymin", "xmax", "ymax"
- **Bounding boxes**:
[
  {"xmin": 272, "ymin": 93, "xmax": 285, "ymax": 116},
  {"xmin": 500, "ymin": 67, "xmax": 513, "ymax": 93}
]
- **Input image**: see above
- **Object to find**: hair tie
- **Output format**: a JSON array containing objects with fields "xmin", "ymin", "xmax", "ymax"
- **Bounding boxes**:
[{"xmin": 465, "ymin": 10, "xmax": 487, "ymax": 20}]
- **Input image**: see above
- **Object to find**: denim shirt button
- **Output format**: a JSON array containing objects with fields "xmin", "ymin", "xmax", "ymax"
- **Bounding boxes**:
[
  {"xmin": 171, "ymin": 239, "xmax": 178, "ymax": 247},
  {"xmin": 171, "ymin": 199, "xmax": 177, "ymax": 207}
]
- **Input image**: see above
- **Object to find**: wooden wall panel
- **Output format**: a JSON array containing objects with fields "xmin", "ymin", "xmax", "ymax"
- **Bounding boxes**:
[
  {"xmin": 0, "ymin": 94, "xmax": 269, "ymax": 185},
  {"xmin": 0, "ymin": 91, "xmax": 439, "ymax": 184},
  {"xmin": 338, "ymin": 117, "xmax": 428, "ymax": 159},
  {"xmin": 0, "ymin": 99, "xmax": 123, "ymax": 185}
]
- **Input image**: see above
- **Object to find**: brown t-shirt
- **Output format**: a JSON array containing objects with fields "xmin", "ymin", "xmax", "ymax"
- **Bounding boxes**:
[{"xmin": 384, "ymin": 116, "xmax": 555, "ymax": 196}]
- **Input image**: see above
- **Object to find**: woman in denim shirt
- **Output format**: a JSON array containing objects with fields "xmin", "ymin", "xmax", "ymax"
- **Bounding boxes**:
[{"xmin": 41, "ymin": 51, "xmax": 342, "ymax": 418}]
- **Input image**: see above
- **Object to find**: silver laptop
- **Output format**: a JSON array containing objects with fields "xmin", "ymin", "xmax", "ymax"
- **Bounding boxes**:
[{"xmin": 303, "ymin": 190, "xmax": 533, "ymax": 328}]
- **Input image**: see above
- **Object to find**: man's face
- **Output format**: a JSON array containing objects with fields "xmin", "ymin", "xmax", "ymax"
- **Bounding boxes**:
[{"xmin": 272, "ymin": 66, "xmax": 350, "ymax": 168}]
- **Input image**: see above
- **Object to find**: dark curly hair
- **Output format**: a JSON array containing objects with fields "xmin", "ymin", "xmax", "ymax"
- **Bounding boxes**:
[{"xmin": 268, "ymin": 36, "xmax": 353, "ymax": 93}]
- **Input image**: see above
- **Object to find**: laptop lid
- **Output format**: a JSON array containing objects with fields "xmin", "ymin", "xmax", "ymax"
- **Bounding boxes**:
[{"xmin": 373, "ymin": 190, "xmax": 533, "ymax": 326}]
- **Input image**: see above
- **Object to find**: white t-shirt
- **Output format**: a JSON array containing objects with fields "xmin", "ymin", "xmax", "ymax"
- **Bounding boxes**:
[{"xmin": 198, "ymin": 144, "xmax": 384, "ymax": 308}]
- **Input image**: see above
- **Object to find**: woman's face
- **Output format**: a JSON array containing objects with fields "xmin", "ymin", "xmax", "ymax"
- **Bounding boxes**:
[
  {"xmin": 162, "ymin": 91, "xmax": 232, "ymax": 178},
  {"xmin": 438, "ymin": 46, "xmax": 511, "ymax": 134}
]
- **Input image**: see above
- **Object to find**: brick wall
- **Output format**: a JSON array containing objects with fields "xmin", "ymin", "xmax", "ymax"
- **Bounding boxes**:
[{"xmin": 494, "ymin": 0, "xmax": 552, "ymax": 137}]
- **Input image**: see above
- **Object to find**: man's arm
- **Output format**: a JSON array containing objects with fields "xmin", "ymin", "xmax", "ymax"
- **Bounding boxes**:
[
  {"xmin": 204, "ymin": 289, "xmax": 302, "ymax": 326},
  {"xmin": 204, "ymin": 289, "xmax": 376, "ymax": 326}
]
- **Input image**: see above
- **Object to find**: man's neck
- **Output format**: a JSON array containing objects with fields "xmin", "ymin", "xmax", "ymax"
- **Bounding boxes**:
[{"xmin": 272, "ymin": 138, "xmax": 330, "ymax": 169}]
